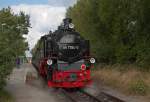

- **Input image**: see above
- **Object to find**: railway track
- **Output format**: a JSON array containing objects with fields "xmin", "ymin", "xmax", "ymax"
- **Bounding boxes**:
[
  {"xmin": 61, "ymin": 89, "xmax": 126, "ymax": 102},
  {"xmin": 98, "ymin": 92, "xmax": 125, "ymax": 102}
]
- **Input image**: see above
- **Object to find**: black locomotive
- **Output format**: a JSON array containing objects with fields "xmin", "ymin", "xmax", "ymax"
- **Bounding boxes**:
[{"xmin": 32, "ymin": 18, "xmax": 95, "ymax": 88}]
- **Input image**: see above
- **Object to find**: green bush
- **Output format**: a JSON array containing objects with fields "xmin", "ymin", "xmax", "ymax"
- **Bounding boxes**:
[
  {"xmin": 0, "ymin": 80, "xmax": 6, "ymax": 90},
  {"xmin": 129, "ymin": 79, "xmax": 149, "ymax": 95},
  {"xmin": 0, "ymin": 89, "xmax": 14, "ymax": 102}
]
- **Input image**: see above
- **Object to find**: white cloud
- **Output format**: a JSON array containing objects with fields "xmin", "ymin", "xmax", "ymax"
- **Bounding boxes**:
[
  {"xmin": 11, "ymin": 4, "xmax": 66, "ymax": 49},
  {"xmin": 48, "ymin": 0, "xmax": 77, "ymax": 7}
]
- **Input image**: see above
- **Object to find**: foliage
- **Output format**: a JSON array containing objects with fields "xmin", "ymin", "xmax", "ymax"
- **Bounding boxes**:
[
  {"xmin": 0, "ymin": 8, "xmax": 30, "ymax": 89},
  {"xmin": 129, "ymin": 79, "xmax": 149, "ymax": 95},
  {"xmin": 93, "ymin": 66, "xmax": 150, "ymax": 96},
  {"xmin": 0, "ymin": 89, "xmax": 14, "ymax": 102},
  {"xmin": 66, "ymin": 0, "xmax": 150, "ymax": 69}
]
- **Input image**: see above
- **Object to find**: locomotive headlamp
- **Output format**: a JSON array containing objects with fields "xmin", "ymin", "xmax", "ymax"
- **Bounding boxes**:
[
  {"xmin": 47, "ymin": 59, "xmax": 53, "ymax": 65},
  {"xmin": 69, "ymin": 23, "xmax": 74, "ymax": 29},
  {"xmin": 81, "ymin": 64, "xmax": 86, "ymax": 70},
  {"xmin": 90, "ymin": 58, "xmax": 96, "ymax": 64}
]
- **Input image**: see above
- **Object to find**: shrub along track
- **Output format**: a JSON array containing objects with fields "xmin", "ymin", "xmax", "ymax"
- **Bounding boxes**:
[{"xmin": 61, "ymin": 88, "xmax": 126, "ymax": 102}]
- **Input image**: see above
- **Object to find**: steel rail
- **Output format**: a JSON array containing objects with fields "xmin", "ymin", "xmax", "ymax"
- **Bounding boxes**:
[
  {"xmin": 62, "ymin": 89, "xmax": 102, "ymax": 102},
  {"xmin": 81, "ymin": 90, "xmax": 126, "ymax": 102}
]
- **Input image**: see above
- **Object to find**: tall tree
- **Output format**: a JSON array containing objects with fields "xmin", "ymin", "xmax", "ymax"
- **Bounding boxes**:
[
  {"xmin": 0, "ymin": 7, "xmax": 30, "ymax": 89},
  {"xmin": 67, "ymin": 0, "xmax": 150, "ymax": 69}
]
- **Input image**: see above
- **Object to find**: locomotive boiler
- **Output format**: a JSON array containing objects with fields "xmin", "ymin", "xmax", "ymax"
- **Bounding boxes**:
[{"xmin": 32, "ymin": 18, "xmax": 95, "ymax": 88}]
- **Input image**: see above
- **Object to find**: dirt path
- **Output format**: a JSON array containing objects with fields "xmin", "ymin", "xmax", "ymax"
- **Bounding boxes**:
[{"xmin": 5, "ymin": 64, "xmax": 61, "ymax": 102}]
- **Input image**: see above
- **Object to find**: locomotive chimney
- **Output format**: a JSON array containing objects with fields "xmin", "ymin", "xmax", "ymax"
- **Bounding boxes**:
[{"xmin": 63, "ymin": 18, "xmax": 72, "ymax": 24}]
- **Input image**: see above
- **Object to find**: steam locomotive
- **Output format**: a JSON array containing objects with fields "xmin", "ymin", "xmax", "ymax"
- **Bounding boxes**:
[{"xmin": 32, "ymin": 18, "xmax": 95, "ymax": 88}]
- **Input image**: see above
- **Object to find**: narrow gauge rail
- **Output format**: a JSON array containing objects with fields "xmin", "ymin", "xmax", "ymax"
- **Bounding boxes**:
[
  {"xmin": 82, "ymin": 90, "xmax": 126, "ymax": 102},
  {"xmin": 61, "ymin": 89, "xmax": 126, "ymax": 102},
  {"xmin": 98, "ymin": 92, "xmax": 126, "ymax": 102},
  {"xmin": 62, "ymin": 89, "xmax": 101, "ymax": 102}
]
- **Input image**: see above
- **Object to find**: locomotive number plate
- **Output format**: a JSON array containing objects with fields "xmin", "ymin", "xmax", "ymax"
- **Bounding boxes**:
[{"xmin": 59, "ymin": 44, "xmax": 79, "ymax": 50}]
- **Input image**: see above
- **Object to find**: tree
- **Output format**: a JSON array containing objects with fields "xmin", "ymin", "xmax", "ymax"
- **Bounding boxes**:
[
  {"xmin": 0, "ymin": 7, "xmax": 30, "ymax": 89},
  {"xmin": 66, "ymin": 0, "xmax": 150, "ymax": 69}
]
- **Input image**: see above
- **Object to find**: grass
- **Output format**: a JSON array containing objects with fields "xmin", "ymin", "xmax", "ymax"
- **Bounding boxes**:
[
  {"xmin": 92, "ymin": 64, "xmax": 150, "ymax": 96},
  {"xmin": 0, "ymin": 89, "xmax": 14, "ymax": 102}
]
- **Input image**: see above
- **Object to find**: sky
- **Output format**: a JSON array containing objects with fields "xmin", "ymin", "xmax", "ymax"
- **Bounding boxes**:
[{"xmin": 0, "ymin": 0, "xmax": 77, "ymax": 49}]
